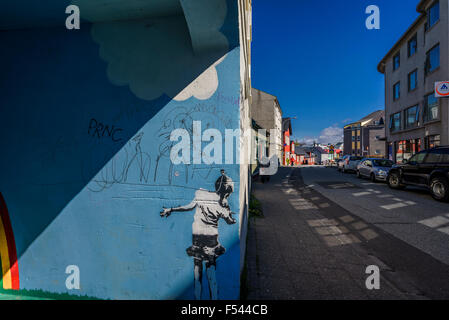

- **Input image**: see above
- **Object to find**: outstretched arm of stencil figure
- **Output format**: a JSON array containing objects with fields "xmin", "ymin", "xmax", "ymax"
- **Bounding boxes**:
[
  {"xmin": 224, "ymin": 212, "xmax": 237, "ymax": 225},
  {"xmin": 160, "ymin": 200, "xmax": 197, "ymax": 217}
]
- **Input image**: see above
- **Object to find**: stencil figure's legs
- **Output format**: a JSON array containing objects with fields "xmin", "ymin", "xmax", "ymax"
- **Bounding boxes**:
[
  {"xmin": 206, "ymin": 260, "xmax": 218, "ymax": 300},
  {"xmin": 194, "ymin": 258, "xmax": 203, "ymax": 300}
]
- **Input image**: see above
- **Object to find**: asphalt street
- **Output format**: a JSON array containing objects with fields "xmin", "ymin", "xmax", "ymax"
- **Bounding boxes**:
[
  {"xmin": 245, "ymin": 166, "xmax": 449, "ymax": 300},
  {"xmin": 301, "ymin": 165, "xmax": 449, "ymax": 267}
]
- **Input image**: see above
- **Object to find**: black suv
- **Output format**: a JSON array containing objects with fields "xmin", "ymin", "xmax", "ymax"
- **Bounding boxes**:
[{"xmin": 387, "ymin": 147, "xmax": 449, "ymax": 202}]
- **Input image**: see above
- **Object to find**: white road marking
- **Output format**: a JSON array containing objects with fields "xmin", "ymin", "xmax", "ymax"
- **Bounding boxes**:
[
  {"xmin": 377, "ymin": 194, "xmax": 394, "ymax": 198},
  {"xmin": 437, "ymin": 226, "xmax": 449, "ymax": 235},
  {"xmin": 328, "ymin": 183, "xmax": 355, "ymax": 189},
  {"xmin": 419, "ymin": 216, "xmax": 449, "ymax": 228},
  {"xmin": 381, "ymin": 203, "xmax": 409, "ymax": 210},
  {"xmin": 353, "ymin": 192, "xmax": 372, "ymax": 197}
]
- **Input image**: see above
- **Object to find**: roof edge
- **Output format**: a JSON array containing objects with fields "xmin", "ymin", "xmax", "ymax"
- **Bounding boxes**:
[
  {"xmin": 377, "ymin": 13, "xmax": 425, "ymax": 74},
  {"xmin": 417, "ymin": 0, "xmax": 430, "ymax": 13}
]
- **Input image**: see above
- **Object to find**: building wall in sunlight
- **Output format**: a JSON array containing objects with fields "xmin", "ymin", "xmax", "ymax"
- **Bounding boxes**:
[{"xmin": 0, "ymin": 0, "xmax": 251, "ymax": 300}]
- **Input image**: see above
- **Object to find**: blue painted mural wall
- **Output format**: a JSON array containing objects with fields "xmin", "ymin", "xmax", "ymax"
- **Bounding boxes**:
[{"xmin": 0, "ymin": 0, "xmax": 243, "ymax": 299}]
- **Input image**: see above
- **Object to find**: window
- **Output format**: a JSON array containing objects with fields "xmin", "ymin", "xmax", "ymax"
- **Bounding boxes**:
[
  {"xmin": 424, "ymin": 149, "xmax": 442, "ymax": 163},
  {"xmin": 408, "ymin": 69, "xmax": 418, "ymax": 91},
  {"xmin": 426, "ymin": 1, "xmax": 440, "ymax": 31},
  {"xmin": 425, "ymin": 44, "xmax": 440, "ymax": 75},
  {"xmin": 426, "ymin": 135, "xmax": 441, "ymax": 149},
  {"xmin": 395, "ymin": 141, "xmax": 405, "ymax": 163},
  {"xmin": 390, "ymin": 112, "xmax": 401, "ymax": 132},
  {"xmin": 405, "ymin": 105, "xmax": 419, "ymax": 129},
  {"xmin": 440, "ymin": 149, "xmax": 449, "ymax": 163},
  {"xmin": 393, "ymin": 53, "xmax": 400, "ymax": 70},
  {"xmin": 395, "ymin": 140, "xmax": 422, "ymax": 163},
  {"xmin": 408, "ymin": 34, "xmax": 417, "ymax": 57},
  {"xmin": 408, "ymin": 152, "xmax": 427, "ymax": 164},
  {"xmin": 424, "ymin": 93, "xmax": 439, "ymax": 122},
  {"xmin": 393, "ymin": 82, "xmax": 400, "ymax": 100},
  {"xmin": 373, "ymin": 159, "xmax": 393, "ymax": 167}
]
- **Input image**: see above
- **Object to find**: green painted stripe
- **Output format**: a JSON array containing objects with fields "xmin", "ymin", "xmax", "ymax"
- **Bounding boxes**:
[{"xmin": 0, "ymin": 288, "xmax": 101, "ymax": 300}]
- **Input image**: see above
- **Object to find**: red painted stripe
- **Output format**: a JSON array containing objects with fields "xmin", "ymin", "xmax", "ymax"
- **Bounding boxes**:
[{"xmin": 0, "ymin": 192, "xmax": 20, "ymax": 290}]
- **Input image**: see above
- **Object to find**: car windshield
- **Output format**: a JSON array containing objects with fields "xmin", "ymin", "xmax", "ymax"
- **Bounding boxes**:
[{"xmin": 373, "ymin": 159, "xmax": 394, "ymax": 167}]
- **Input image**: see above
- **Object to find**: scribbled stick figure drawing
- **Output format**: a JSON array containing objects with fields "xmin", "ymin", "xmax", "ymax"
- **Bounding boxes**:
[{"xmin": 160, "ymin": 170, "xmax": 236, "ymax": 300}]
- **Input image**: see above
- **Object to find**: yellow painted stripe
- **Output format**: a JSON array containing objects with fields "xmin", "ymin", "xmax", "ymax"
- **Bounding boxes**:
[{"xmin": 0, "ymin": 215, "xmax": 12, "ymax": 289}]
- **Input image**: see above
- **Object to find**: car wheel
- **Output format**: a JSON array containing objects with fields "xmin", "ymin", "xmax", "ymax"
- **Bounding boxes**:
[
  {"xmin": 388, "ymin": 172, "xmax": 405, "ymax": 190},
  {"xmin": 430, "ymin": 177, "xmax": 449, "ymax": 202},
  {"xmin": 370, "ymin": 173, "xmax": 377, "ymax": 183}
]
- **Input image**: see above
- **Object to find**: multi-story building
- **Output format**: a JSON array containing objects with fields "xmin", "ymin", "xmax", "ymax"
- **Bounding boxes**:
[
  {"xmin": 282, "ymin": 118, "xmax": 293, "ymax": 165},
  {"xmin": 295, "ymin": 146, "xmax": 316, "ymax": 165},
  {"xmin": 343, "ymin": 110, "xmax": 386, "ymax": 157},
  {"xmin": 250, "ymin": 88, "xmax": 283, "ymax": 161},
  {"xmin": 250, "ymin": 119, "xmax": 269, "ymax": 174},
  {"xmin": 378, "ymin": 0, "xmax": 449, "ymax": 163}
]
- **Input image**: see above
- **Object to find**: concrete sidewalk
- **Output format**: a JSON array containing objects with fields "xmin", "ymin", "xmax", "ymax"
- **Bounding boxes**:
[{"xmin": 244, "ymin": 167, "xmax": 425, "ymax": 300}]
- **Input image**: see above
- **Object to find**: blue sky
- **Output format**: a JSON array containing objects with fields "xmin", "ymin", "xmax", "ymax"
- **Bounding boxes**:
[{"xmin": 251, "ymin": 0, "xmax": 420, "ymax": 144}]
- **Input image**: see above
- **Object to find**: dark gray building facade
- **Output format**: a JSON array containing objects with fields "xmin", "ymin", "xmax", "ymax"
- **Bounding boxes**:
[{"xmin": 343, "ymin": 110, "xmax": 386, "ymax": 157}]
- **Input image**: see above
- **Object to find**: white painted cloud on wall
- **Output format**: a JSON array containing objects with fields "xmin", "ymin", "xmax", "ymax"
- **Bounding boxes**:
[
  {"xmin": 71, "ymin": 0, "xmax": 229, "ymax": 101},
  {"xmin": 174, "ymin": 55, "xmax": 227, "ymax": 101}
]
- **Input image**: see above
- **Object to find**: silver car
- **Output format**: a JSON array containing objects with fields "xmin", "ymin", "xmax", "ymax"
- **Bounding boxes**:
[
  {"xmin": 356, "ymin": 158, "xmax": 394, "ymax": 182},
  {"xmin": 339, "ymin": 155, "xmax": 363, "ymax": 173}
]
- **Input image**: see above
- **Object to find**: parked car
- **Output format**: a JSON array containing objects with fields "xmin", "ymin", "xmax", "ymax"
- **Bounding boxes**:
[
  {"xmin": 337, "ymin": 158, "xmax": 345, "ymax": 171},
  {"xmin": 339, "ymin": 155, "xmax": 363, "ymax": 173},
  {"xmin": 387, "ymin": 147, "xmax": 449, "ymax": 201},
  {"xmin": 356, "ymin": 158, "xmax": 394, "ymax": 182},
  {"xmin": 334, "ymin": 158, "xmax": 343, "ymax": 168}
]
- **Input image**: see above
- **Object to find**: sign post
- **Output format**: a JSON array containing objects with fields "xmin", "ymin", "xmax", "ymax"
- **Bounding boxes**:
[{"xmin": 329, "ymin": 145, "xmax": 334, "ymax": 162}]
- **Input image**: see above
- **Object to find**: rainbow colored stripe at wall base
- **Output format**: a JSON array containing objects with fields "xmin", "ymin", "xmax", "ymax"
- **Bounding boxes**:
[{"xmin": 0, "ymin": 193, "xmax": 19, "ymax": 290}]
